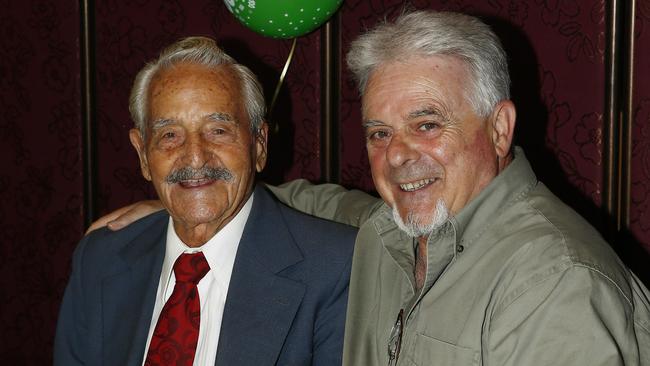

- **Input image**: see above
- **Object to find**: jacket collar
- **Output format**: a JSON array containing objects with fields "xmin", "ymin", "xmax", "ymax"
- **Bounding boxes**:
[
  {"xmin": 240, "ymin": 184, "xmax": 304, "ymax": 273},
  {"xmin": 215, "ymin": 184, "xmax": 307, "ymax": 366}
]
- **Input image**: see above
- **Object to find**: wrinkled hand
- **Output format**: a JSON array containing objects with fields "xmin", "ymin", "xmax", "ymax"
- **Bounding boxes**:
[{"xmin": 85, "ymin": 200, "xmax": 164, "ymax": 234}]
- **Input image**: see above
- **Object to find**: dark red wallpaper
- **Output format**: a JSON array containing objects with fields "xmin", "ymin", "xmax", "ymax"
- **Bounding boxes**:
[{"xmin": 0, "ymin": 0, "xmax": 83, "ymax": 363}]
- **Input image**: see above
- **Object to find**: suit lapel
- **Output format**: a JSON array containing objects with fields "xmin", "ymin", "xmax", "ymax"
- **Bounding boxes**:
[
  {"xmin": 101, "ymin": 212, "xmax": 168, "ymax": 366},
  {"xmin": 216, "ymin": 186, "xmax": 306, "ymax": 366}
]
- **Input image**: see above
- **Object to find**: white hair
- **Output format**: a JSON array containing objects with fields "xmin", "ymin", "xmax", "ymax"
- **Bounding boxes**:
[
  {"xmin": 347, "ymin": 10, "xmax": 510, "ymax": 117},
  {"xmin": 129, "ymin": 36, "xmax": 265, "ymax": 135}
]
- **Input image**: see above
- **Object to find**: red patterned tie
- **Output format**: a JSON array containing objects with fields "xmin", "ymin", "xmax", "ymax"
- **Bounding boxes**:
[{"xmin": 145, "ymin": 252, "xmax": 210, "ymax": 366}]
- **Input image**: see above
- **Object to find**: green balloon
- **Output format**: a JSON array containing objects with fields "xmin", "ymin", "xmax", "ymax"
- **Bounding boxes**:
[{"xmin": 224, "ymin": 0, "xmax": 343, "ymax": 38}]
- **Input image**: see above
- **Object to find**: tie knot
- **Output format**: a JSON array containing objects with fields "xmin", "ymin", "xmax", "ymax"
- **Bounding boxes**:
[{"xmin": 173, "ymin": 252, "xmax": 210, "ymax": 284}]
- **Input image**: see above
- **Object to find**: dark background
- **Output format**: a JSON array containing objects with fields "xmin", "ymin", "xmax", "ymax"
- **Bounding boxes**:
[{"xmin": 1, "ymin": 0, "xmax": 649, "ymax": 363}]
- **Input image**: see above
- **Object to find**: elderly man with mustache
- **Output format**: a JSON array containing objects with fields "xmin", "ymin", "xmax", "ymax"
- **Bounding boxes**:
[{"xmin": 54, "ymin": 36, "xmax": 356, "ymax": 366}]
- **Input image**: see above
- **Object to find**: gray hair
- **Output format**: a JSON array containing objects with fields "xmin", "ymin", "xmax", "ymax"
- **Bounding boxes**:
[
  {"xmin": 129, "ymin": 36, "xmax": 266, "ymax": 135},
  {"xmin": 346, "ymin": 10, "xmax": 510, "ymax": 117}
]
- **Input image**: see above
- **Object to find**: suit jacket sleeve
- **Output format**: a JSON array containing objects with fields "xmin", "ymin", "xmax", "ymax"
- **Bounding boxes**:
[
  {"xmin": 54, "ymin": 235, "xmax": 91, "ymax": 365},
  {"xmin": 265, "ymin": 179, "xmax": 382, "ymax": 228}
]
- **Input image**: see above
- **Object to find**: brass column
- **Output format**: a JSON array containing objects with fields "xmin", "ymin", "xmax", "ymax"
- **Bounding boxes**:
[
  {"xmin": 321, "ymin": 13, "xmax": 341, "ymax": 183},
  {"xmin": 80, "ymin": 0, "xmax": 97, "ymax": 225}
]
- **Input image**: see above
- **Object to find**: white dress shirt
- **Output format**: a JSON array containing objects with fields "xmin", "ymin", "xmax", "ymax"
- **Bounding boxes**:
[{"xmin": 142, "ymin": 194, "xmax": 254, "ymax": 366}]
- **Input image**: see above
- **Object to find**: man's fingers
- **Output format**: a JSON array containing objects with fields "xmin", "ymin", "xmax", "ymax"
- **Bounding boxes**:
[
  {"xmin": 85, "ymin": 200, "xmax": 164, "ymax": 234},
  {"xmin": 85, "ymin": 204, "xmax": 135, "ymax": 234},
  {"xmin": 106, "ymin": 200, "xmax": 164, "ymax": 231}
]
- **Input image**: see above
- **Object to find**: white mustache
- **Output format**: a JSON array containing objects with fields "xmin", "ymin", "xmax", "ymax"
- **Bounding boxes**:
[{"xmin": 165, "ymin": 166, "xmax": 233, "ymax": 184}]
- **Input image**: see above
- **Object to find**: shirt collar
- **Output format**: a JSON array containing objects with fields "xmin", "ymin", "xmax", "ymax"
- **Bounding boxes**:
[
  {"xmin": 160, "ymin": 192, "xmax": 255, "ymax": 287},
  {"xmin": 370, "ymin": 147, "xmax": 538, "ymax": 292},
  {"xmin": 450, "ymin": 146, "xmax": 538, "ymax": 250}
]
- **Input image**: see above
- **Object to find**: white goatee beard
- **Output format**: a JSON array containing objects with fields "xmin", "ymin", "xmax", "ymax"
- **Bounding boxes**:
[{"xmin": 392, "ymin": 198, "xmax": 450, "ymax": 238}]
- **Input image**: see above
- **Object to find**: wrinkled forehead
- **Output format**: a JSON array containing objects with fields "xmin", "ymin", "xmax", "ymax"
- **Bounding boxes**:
[
  {"xmin": 361, "ymin": 55, "xmax": 473, "ymax": 116},
  {"xmin": 144, "ymin": 63, "xmax": 247, "ymax": 126},
  {"xmin": 148, "ymin": 63, "xmax": 241, "ymax": 99}
]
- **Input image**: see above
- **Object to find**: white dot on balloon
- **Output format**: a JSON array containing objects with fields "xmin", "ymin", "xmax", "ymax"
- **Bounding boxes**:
[
  {"xmin": 284, "ymin": 13, "xmax": 288, "ymax": 17},
  {"xmin": 300, "ymin": 8, "xmax": 304, "ymax": 12},
  {"xmin": 278, "ymin": 28, "xmax": 282, "ymax": 31},
  {"xmin": 269, "ymin": 19, "xmax": 273, "ymax": 23},
  {"xmin": 300, "ymin": 20, "xmax": 303, "ymax": 23},
  {"xmin": 294, "ymin": 27, "xmax": 298, "ymax": 30},
  {"xmin": 317, "ymin": 8, "xmax": 321, "ymax": 11},
  {"xmin": 312, "ymin": 17, "xmax": 316, "ymax": 20},
  {"xmin": 289, "ymin": 21, "xmax": 293, "ymax": 25}
]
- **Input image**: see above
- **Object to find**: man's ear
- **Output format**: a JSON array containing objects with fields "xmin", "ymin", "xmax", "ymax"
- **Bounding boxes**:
[
  {"xmin": 254, "ymin": 122, "xmax": 269, "ymax": 172},
  {"xmin": 490, "ymin": 100, "xmax": 516, "ymax": 159},
  {"xmin": 129, "ymin": 128, "xmax": 152, "ymax": 181}
]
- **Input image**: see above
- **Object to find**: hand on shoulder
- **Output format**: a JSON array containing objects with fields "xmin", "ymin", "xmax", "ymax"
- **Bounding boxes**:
[{"xmin": 85, "ymin": 200, "xmax": 164, "ymax": 234}]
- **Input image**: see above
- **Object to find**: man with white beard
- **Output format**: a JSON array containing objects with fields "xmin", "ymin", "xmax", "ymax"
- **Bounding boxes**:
[{"xmin": 255, "ymin": 10, "xmax": 650, "ymax": 365}]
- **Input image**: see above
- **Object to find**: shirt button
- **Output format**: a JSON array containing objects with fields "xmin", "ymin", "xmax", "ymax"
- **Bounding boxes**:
[{"xmin": 457, "ymin": 245, "xmax": 464, "ymax": 253}]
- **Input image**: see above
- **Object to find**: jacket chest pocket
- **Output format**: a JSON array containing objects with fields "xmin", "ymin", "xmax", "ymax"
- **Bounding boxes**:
[{"xmin": 410, "ymin": 333, "xmax": 478, "ymax": 366}]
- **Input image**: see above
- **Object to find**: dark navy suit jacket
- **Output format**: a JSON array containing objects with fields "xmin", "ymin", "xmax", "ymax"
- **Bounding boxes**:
[{"xmin": 54, "ymin": 185, "xmax": 356, "ymax": 365}]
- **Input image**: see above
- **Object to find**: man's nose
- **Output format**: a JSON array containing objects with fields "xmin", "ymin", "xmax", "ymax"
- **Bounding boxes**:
[
  {"xmin": 182, "ymin": 134, "xmax": 211, "ymax": 168},
  {"xmin": 386, "ymin": 133, "xmax": 418, "ymax": 167}
]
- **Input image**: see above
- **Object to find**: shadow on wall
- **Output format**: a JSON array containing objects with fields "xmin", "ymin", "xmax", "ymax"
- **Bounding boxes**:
[
  {"xmin": 220, "ymin": 38, "xmax": 295, "ymax": 185},
  {"xmin": 488, "ymin": 16, "xmax": 650, "ymax": 286}
]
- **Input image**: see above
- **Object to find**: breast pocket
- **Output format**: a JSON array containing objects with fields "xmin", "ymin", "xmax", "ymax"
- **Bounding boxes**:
[{"xmin": 411, "ymin": 333, "xmax": 478, "ymax": 366}]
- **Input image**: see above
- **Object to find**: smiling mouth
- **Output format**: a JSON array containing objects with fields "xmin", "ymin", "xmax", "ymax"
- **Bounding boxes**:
[
  {"xmin": 178, "ymin": 177, "xmax": 216, "ymax": 188},
  {"xmin": 399, "ymin": 178, "xmax": 436, "ymax": 192}
]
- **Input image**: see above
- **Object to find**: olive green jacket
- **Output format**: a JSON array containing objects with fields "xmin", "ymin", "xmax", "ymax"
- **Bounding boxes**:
[{"xmin": 269, "ymin": 148, "xmax": 650, "ymax": 366}]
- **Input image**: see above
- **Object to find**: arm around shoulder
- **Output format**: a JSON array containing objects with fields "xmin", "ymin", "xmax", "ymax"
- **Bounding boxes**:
[{"xmin": 266, "ymin": 179, "xmax": 382, "ymax": 228}]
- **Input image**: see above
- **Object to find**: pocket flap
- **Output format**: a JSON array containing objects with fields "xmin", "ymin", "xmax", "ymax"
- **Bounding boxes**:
[{"xmin": 412, "ymin": 333, "xmax": 478, "ymax": 366}]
